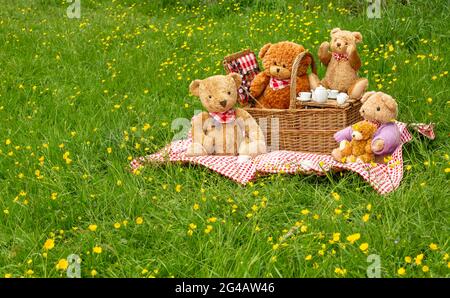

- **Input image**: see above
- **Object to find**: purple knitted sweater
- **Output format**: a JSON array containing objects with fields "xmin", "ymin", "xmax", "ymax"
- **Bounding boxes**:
[{"xmin": 334, "ymin": 122, "xmax": 401, "ymax": 156}]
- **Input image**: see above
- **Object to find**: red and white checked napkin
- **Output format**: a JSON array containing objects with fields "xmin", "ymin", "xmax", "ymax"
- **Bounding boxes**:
[{"xmin": 130, "ymin": 122, "xmax": 433, "ymax": 195}]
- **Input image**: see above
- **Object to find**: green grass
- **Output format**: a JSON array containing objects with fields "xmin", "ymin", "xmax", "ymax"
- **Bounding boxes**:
[{"xmin": 0, "ymin": 0, "xmax": 449, "ymax": 278}]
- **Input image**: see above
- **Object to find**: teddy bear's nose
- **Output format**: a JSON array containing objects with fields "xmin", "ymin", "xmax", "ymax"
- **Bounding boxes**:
[
  {"xmin": 276, "ymin": 68, "xmax": 280, "ymax": 73},
  {"xmin": 361, "ymin": 109, "xmax": 365, "ymax": 114},
  {"xmin": 220, "ymin": 100, "xmax": 227, "ymax": 107},
  {"xmin": 337, "ymin": 42, "xmax": 341, "ymax": 47}
]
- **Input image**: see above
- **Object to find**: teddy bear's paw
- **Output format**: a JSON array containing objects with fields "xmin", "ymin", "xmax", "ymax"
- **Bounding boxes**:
[
  {"xmin": 238, "ymin": 140, "xmax": 267, "ymax": 158},
  {"xmin": 331, "ymin": 148, "xmax": 343, "ymax": 161},
  {"xmin": 186, "ymin": 142, "xmax": 208, "ymax": 157},
  {"xmin": 319, "ymin": 41, "xmax": 330, "ymax": 51},
  {"xmin": 339, "ymin": 140, "xmax": 349, "ymax": 151}
]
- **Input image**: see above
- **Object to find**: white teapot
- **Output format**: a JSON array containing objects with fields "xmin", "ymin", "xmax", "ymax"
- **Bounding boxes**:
[{"xmin": 312, "ymin": 86, "xmax": 328, "ymax": 103}]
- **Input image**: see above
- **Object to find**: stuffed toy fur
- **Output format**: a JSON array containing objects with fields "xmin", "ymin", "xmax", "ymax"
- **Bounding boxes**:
[
  {"xmin": 250, "ymin": 41, "xmax": 317, "ymax": 109},
  {"xmin": 335, "ymin": 120, "xmax": 377, "ymax": 163},
  {"xmin": 310, "ymin": 28, "xmax": 368, "ymax": 99},
  {"xmin": 332, "ymin": 91, "xmax": 401, "ymax": 163},
  {"xmin": 187, "ymin": 73, "xmax": 267, "ymax": 157}
]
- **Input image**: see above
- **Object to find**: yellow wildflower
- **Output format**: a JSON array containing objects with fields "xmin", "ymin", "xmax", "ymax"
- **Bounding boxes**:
[
  {"xmin": 346, "ymin": 233, "xmax": 361, "ymax": 244},
  {"xmin": 43, "ymin": 238, "xmax": 55, "ymax": 250},
  {"xmin": 93, "ymin": 246, "xmax": 102, "ymax": 254},
  {"xmin": 56, "ymin": 259, "xmax": 68, "ymax": 270}
]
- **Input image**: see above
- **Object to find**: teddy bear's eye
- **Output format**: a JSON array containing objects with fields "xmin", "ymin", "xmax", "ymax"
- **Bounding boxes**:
[
  {"xmin": 376, "ymin": 106, "xmax": 381, "ymax": 111},
  {"xmin": 274, "ymin": 62, "xmax": 277, "ymax": 66},
  {"xmin": 282, "ymin": 64, "xmax": 286, "ymax": 68},
  {"xmin": 345, "ymin": 42, "xmax": 348, "ymax": 46},
  {"xmin": 208, "ymin": 95, "xmax": 212, "ymax": 99}
]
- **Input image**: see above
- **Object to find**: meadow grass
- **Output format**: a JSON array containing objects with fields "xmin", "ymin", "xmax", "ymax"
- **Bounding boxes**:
[{"xmin": 0, "ymin": 0, "xmax": 448, "ymax": 277}]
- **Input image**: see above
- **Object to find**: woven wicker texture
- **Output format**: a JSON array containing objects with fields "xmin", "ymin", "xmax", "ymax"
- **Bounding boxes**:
[{"xmin": 223, "ymin": 49, "xmax": 363, "ymax": 154}]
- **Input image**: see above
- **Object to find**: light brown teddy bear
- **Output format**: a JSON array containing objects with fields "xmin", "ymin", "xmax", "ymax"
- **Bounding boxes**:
[
  {"xmin": 187, "ymin": 73, "xmax": 267, "ymax": 157},
  {"xmin": 335, "ymin": 120, "xmax": 377, "ymax": 163},
  {"xmin": 250, "ymin": 41, "xmax": 317, "ymax": 109},
  {"xmin": 332, "ymin": 91, "xmax": 401, "ymax": 163},
  {"xmin": 310, "ymin": 28, "xmax": 368, "ymax": 99}
]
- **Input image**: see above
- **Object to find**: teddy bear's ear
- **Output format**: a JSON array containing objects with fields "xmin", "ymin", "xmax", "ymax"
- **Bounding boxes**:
[
  {"xmin": 259, "ymin": 43, "xmax": 272, "ymax": 59},
  {"xmin": 331, "ymin": 28, "xmax": 341, "ymax": 36},
  {"xmin": 228, "ymin": 73, "xmax": 242, "ymax": 88},
  {"xmin": 189, "ymin": 79, "xmax": 202, "ymax": 97},
  {"xmin": 381, "ymin": 94, "xmax": 398, "ymax": 114},
  {"xmin": 352, "ymin": 31, "xmax": 363, "ymax": 43},
  {"xmin": 361, "ymin": 91, "xmax": 376, "ymax": 103}
]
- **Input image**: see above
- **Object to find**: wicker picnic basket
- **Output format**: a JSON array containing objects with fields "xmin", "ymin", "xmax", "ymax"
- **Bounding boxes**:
[{"xmin": 223, "ymin": 49, "xmax": 363, "ymax": 154}]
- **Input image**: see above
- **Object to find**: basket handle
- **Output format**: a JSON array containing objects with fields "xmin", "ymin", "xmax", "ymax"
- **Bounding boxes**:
[{"xmin": 289, "ymin": 50, "xmax": 310, "ymax": 110}]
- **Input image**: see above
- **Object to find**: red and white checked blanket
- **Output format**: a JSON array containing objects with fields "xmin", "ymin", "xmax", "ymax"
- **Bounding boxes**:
[
  {"xmin": 269, "ymin": 77, "xmax": 290, "ymax": 90},
  {"xmin": 130, "ymin": 122, "xmax": 434, "ymax": 195}
]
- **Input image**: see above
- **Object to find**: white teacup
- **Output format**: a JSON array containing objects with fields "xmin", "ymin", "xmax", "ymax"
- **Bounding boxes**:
[
  {"xmin": 328, "ymin": 89, "xmax": 339, "ymax": 99},
  {"xmin": 336, "ymin": 92, "xmax": 349, "ymax": 105},
  {"xmin": 298, "ymin": 92, "xmax": 312, "ymax": 101}
]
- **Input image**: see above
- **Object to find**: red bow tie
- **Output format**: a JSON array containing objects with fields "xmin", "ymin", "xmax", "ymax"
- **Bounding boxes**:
[
  {"xmin": 209, "ymin": 109, "xmax": 236, "ymax": 124},
  {"xmin": 332, "ymin": 52, "xmax": 349, "ymax": 61}
]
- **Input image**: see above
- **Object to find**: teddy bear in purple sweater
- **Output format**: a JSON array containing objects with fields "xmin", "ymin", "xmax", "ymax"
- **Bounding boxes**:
[{"xmin": 332, "ymin": 91, "xmax": 401, "ymax": 162}]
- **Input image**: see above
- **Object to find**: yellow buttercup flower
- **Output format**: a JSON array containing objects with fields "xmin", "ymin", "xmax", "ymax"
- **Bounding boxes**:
[
  {"xmin": 397, "ymin": 267, "xmax": 406, "ymax": 276},
  {"xmin": 359, "ymin": 243, "xmax": 369, "ymax": 252},
  {"xmin": 429, "ymin": 243, "xmax": 438, "ymax": 251},
  {"xmin": 88, "ymin": 224, "xmax": 97, "ymax": 232},
  {"xmin": 332, "ymin": 233, "xmax": 340, "ymax": 242},
  {"xmin": 56, "ymin": 259, "xmax": 68, "ymax": 270},
  {"xmin": 43, "ymin": 238, "xmax": 55, "ymax": 250},
  {"xmin": 93, "ymin": 246, "xmax": 102, "ymax": 254},
  {"xmin": 346, "ymin": 233, "xmax": 360, "ymax": 244},
  {"xmin": 362, "ymin": 214, "xmax": 370, "ymax": 222},
  {"xmin": 331, "ymin": 192, "xmax": 340, "ymax": 201},
  {"xmin": 415, "ymin": 254, "xmax": 424, "ymax": 265},
  {"xmin": 136, "ymin": 217, "xmax": 144, "ymax": 225}
]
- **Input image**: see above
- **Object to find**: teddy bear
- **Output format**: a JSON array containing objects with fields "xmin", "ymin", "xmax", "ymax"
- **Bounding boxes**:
[
  {"xmin": 309, "ymin": 28, "xmax": 368, "ymax": 100},
  {"xmin": 334, "ymin": 120, "xmax": 377, "ymax": 163},
  {"xmin": 186, "ymin": 73, "xmax": 267, "ymax": 157},
  {"xmin": 332, "ymin": 91, "xmax": 401, "ymax": 163},
  {"xmin": 249, "ymin": 41, "xmax": 317, "ymax": 109}
]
